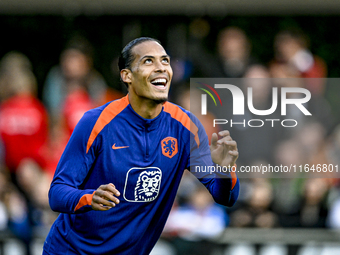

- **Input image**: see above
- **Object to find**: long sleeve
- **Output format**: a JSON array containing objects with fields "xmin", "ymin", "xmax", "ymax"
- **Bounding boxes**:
[
  {"xmin": 48, "ymin": 110, "xmax": 99, "ymax": 214},
  {"xmin": 199, "ymin": 176, "xmax": 239, "ymax": 207},
  {"xmin": 187, "ymin": 113, "xmax": 239, "ymax": 207}
]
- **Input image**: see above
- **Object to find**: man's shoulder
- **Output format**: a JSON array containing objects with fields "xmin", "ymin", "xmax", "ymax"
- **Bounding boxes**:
[
  {"xmin": 163, "ymin": 101, "xmax": 202, "ymax": 130},
  {"xmin": 84, "ymin": 96, "xmax": 129, "ymax": 121},
  {"xmin": 163, "ymin": 101, "xmax": 190, "ymax": 117}
]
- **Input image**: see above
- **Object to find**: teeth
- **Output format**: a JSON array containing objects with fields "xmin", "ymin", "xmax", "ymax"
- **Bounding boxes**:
[{"xmin": 151, "ymin": 78, "xmax": 166, "ymax": 84}]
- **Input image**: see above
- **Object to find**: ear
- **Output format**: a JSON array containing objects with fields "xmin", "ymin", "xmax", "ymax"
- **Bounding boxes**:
[{"xmin": 121, "ymin": 69, "xmax": 132, "ymax": 84}]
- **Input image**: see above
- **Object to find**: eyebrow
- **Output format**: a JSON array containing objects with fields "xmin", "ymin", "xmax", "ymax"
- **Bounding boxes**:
[{"xmin": 139, "ymin": 55, "xmax": 170, "ymax": 63}]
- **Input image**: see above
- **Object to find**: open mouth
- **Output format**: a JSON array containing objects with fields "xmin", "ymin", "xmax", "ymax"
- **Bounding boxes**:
[{"xmin": 150, "ymin": 78, "xmax": 167, "ymax": 89}]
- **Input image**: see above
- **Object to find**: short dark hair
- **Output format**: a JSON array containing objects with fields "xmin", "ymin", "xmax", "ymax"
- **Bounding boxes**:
[
  {"xmin": 276, "ymin": 28, "xmax": 309, "ymax": 48},
  {"xmin": 118, "ymin": 37, "xmax": 161, "ymax": 87},
  {"xmin": 64, "ymin": 35, "xmax": 94, "ymax": 60}
]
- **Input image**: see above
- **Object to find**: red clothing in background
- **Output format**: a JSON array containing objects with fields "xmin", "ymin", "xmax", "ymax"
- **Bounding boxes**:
[
  {"xmin": 0, "ymin": 94, "xmax": 48, "ymax": 171},
  {"xmin": 301, "ymin": 56, "xmax": 327, "ymax": 96},
  {"xmin": 62, "ymin": 89, "xmax": 94, "ymax": 137}
]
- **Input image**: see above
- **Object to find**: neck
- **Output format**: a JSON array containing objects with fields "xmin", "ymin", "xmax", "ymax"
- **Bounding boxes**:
[{"xmin": 128, "ymin": 93, "xmax": 164, "ymax": 119}]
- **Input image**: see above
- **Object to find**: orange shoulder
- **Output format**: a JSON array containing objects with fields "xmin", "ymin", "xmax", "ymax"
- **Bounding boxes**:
[
  {"xmin": 163, "ymin": 102, "xmax": 200, "ymax": 147},
  {"xmin": 86, "ymin": 96, "xmax": 129, "ymax": 153}
]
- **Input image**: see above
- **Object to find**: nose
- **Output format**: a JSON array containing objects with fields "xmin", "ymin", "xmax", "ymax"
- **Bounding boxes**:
[{"xmin": 154, "ymin": 60, "xmax": 166, "ymax": 73}]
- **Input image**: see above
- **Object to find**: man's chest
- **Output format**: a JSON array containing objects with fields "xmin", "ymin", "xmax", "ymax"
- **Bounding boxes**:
[{"xmin": 93, "ymin": 126, "xmax": 188, "ymax": 202}]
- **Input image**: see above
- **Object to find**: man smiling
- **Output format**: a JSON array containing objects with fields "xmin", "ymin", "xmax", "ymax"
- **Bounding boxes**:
[
  {"xmin": 120, "ymin": 38, "xmax": 172, "ymax": 116},
  {"xmin": 43, "ymin": 37, "xmax": 239, "ymax": 255}
]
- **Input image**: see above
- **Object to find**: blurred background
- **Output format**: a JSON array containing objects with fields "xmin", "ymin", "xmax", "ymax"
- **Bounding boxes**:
[{"xmin": 1, "ymin": 0, "xmax": 340, "ymax": 254}]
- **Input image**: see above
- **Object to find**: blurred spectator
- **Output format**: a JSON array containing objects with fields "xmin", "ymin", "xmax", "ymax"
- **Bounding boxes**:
[
  {"xmin": 163, "ymin": 185, "xmax": 227, "ymax": 255},
  {"xmin": 0, "ymin": 163, "xmax": 38, "ymax": 255},
  {"xmin": 16, "ymin": 159, "xmax": 57, "ymax": 227},
  {"xmin": 298, "ymin": 178, "xmax": 329, "ymax": 228},
  {"xmin": 216, "ymin": 27, "xmax": 257, "ymax": 78},
  {"xmin": 43, "ymin": 120, "xmax": 69, "ymax": 177},
  {"xmin": 269, "ymin": 29, "xmax": 332, "ymax": 132},
  {"xmin": 0, "ymin": 51, "xmax": 33, "ymax": 102},
  {"xmin": 294, "ymin": 120, "xmax": 329, "ymax": 168},
  {"xmin": 274, "ymin": 138, "xmax": 308, "ymax": 175},
  {"xmin": 0, "ymin": 57, "xmax": 48, "ymax": 173},
  {"xmin": 4, "ymin": 184, "xmax": 32, "ymax": 254},
  {"xmin": 43, "ymin": 36, "xmax": 108, "ymax": 120},
  {"xmin": 270, "ymin": 77, "xmax": 332, "ymax": 137},
  {"xmin": 0, "ymin": 52, "xmax": 50, "ymax": 255},
  {"xmin": 243, "ymin": 65, "xmax": 272, "ymax": 105},
  {"xmin": 273, "ymin": 78, "xmax": 309, "ymax": 134},
  {"xmin": 271, "ymin": 28, "xmax": 327, "ymax": 96},
  {"xmin": 190, "ymin": 26, "xmax": 257, "ymax": 78},
  {"xmin": 61, "ymin": 87, "xmax": 94, "ymax": 137},
  {"xmin": 230, "ymin": 65, "xmax": 283, "ymax": 166},
  {"xmin": 271, "ymin": 139, "xmax": 307, "ymax": 227},
  {"xmin": 272, "ymin": 177, "xmax": 329, "ymax": 229},
  {"xmin": 268, "ymin": 133, "xmax": 331, "ymax": 228},
  {"xmin": 229, "ymin": 178, "xmax": 278, "ymax": 228}
]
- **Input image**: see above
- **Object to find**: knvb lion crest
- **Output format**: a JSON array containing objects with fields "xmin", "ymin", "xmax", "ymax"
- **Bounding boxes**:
[
  {"xmin": 123, "ymin": 167, "xmax": 162, "ymax": 202},
  {"xmin": 135, "ymin": 170, "xmax": 162, "ymax": 202},
  {"xmin": 161, "ymin": 137, "xmax": 178, "ymax": 159}
]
